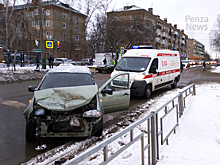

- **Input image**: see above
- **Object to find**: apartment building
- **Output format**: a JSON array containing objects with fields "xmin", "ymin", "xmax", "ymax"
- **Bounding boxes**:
[
  {"xmin": 0, "ymin": 0, "xmax": 86, "ymax": 61},
  {"xmin": 187, "ymin": 38, "xmax": 205, "ymax": 60},
  {"xmin": 107, "ymin": 5, "xmax": 188, "ymax": 57}
]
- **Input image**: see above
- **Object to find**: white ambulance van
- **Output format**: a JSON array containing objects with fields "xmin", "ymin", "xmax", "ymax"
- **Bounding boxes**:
[{"xmin": 111, "ymin": 46, "xmax": 180, "ymax": 98}]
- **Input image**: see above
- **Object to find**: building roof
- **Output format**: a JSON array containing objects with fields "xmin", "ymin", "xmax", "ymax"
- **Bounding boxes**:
[{"xmin": 1, "ymin": 0, "xmax": 86, "ymax": 17}]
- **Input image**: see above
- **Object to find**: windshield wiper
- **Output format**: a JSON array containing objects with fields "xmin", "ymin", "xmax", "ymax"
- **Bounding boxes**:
[{"xmin": 116, "ymin": 66, "xmax": 123, "ymax": 70}]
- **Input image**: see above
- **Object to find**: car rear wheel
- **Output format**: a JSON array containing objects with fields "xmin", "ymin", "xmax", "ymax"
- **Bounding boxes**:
[
  {"xmin": 144, "ymin": 85, "xmax": 152, "ymax": 98},
  {"xmin": 26, "ymin": 119, "xmax": 36, "ymax": 142}
]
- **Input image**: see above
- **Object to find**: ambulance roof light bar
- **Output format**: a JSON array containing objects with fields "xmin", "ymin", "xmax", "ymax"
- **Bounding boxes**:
[{"xmin": 132, "ymin": 45, "xmax": 154, "ymax": 49}]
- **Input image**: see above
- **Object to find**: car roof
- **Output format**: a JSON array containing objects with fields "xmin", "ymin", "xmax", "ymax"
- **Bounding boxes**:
[{"xmin": 48, "ymin": 65, "xmax": 92, "ymax": 74}]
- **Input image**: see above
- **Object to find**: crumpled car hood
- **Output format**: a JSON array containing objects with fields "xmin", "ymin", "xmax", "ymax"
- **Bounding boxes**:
[{"xmin": 34, "ymin": 85, "xmax": 98, "ymax": 111}]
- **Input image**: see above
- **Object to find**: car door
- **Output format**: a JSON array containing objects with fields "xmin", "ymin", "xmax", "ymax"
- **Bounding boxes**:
[{"xmin": 99, "ymin": 72, "xmax": 130, "ymax": 114}]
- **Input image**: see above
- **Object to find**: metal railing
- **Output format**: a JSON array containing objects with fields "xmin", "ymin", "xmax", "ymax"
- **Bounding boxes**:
[{"xmin": 63, "ymin": 84, "xmax": 196, "ymax": 165}]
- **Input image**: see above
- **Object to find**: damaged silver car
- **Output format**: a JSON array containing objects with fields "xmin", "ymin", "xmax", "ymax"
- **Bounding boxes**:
[{"xmin": 23, "ymin": 65, "xmax": 130, "ymax": 142}]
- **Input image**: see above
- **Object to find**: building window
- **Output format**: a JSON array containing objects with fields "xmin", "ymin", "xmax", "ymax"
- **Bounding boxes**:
[
  {"xmin": 46, "ymin": 20, "xmax": 50, "ymax": 27},
  {"xmin": 62, "ymin": 12, "xmax": 66, "ymax": 18},
  {"xmin": 76, "ymin": 54, "xmax": 78, "ymax": 59},
  {"xmin": 130, "ymin": 15, "xmax": 134, "ymax": 20},
  {"xmin": 46, "ymin": 31, "xmax": 50, "ymax": 36},
  {"xmin": 115, "ymin": 16, "xmax": 118, "ymax": 21},
  {"xmin": 76, "ymin": 35, "xmax": 79, "ymax": 41},
  {"xmin": 63, "ymin": 33, "xmax": 66, "ymax": 38},
  {"xmin": 32, "ymin": 11, "xmax": 35, "ymax": 17},
  {"xmin": 42, "ymin": 8, "xmax": 45, "ymax": 15},
  {"xmin": 32, "ymin": 21, "xmax": 35, "ymax": 27},
  {"xmin": 62, "ymin": 22, "xmax": 66, "ymax": 29},
  {"xmin": 35, "ymin": 19, "xmax": 39, "ymax": 26},
  {"xmin": 76, "ymin": 44, "xmax": 80, "ymax": 50},
  {"xmin": 25, "ymin": 12, "xmax": 29, "ymax": 18},
  {"xmin": 76, "ymin": 16, "xmax": 79, "ymax": 24},
  {"xmin": 62, "ymin": 53, "xmax": 66, "ymax": 58},
  {"xmin": 76, "ymin": 25, "xmax": 79, "ymax": 31},
  {"xmin": 46, "ymin": 10, "xmax": 50, "ymax": 16}
]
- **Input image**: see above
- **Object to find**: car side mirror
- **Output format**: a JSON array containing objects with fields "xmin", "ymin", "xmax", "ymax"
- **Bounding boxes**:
[
  {"xmin": 150, "ymin": 66, "xmax": 157, "ymax": 74},
  {"xmin": 101, "ymin": 88, "xmax": 113, "ymax": 95},
  {"xmin": 28, "ymin": 86, "xmax": 37, "ymax": 92}
]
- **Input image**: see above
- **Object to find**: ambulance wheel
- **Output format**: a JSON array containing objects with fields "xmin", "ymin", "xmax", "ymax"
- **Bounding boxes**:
[
  {"xmin": 171, "ymin": 79, "xmax": 177, "ymax": 89},
  {"xmin": 144, "ymin": 85, "xmax": 152, "ymax": 98}
]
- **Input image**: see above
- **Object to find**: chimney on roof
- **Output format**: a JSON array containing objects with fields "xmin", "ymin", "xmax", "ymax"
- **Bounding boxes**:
[
  {"xmin": 148, "ymin": 8, "xmax": 153, "ymax": 14},
  {"xmin": 164, "ymin": 18, "xmax": 167, "ymax": 22},
  {"xmin": 124, "ymin": 6, "xmax": 133, "ymax": 10},
  {"xmin": 174, "ymin": 24, "xmax": 177, "ymax": 29}
]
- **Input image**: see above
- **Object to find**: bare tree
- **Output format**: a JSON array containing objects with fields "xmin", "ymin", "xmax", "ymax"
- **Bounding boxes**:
[
  {"xmin": 86, "ymin": 14, "xmax": 109, "ymax": 58},
  {"xmin": 67, "ymin": 0, "xmax": 113, "ymax": 30},
  {"xmin": 210, "ymin": 14, "xmax": 220, "ymax": 52},
  {"xmin": 0, "ymin": 0, "xmax": 32, "ymax": 70},
  {"xmin": 107, "ymin": 14, "xmax": 156, "ymax": 51}
]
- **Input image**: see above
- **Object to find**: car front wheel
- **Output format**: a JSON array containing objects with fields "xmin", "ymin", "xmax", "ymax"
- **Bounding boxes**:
[{"xmin": 26, "ymin": 119, "xmax": 36, "ymax": 142}]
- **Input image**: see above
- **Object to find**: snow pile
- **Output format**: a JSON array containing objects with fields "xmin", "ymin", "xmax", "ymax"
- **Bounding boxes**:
[
  {"xmin": 0, "ymin": 65, "xmax": 48, "ymax": 84},
  {"xmin": 157, "ymin": 83, "xmax": 220, "ymax": 165}
]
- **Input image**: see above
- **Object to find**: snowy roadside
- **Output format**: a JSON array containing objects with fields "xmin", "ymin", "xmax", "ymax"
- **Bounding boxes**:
[{"xmin": 0, "ymin": 64, "xmax": 49, "ymax": 84}]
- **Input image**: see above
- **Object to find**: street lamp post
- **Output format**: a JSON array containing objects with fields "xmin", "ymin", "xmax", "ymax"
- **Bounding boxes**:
[{"xmin": 38, "ymin": 0, "xmax": 46, "ymax": 69}]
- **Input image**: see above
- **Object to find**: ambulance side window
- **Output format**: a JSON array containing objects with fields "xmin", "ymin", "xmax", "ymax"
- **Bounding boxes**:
[{"xmin": 149, "ymin": 58, "xmax": 158, "ymax": 74}]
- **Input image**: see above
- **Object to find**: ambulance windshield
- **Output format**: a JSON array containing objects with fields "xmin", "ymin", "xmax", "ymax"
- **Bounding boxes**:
[{"xmin": 115, "ymin": 57, "xmax": 151, "ymax": 72}]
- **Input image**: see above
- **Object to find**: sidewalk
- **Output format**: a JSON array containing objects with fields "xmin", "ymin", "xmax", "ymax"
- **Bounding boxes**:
[{"xmin": 157, "ymin": 84, "xmax": 220, "ymax": 165}]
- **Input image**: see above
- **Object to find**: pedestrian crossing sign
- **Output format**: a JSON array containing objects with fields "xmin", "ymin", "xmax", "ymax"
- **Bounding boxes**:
[
  {"xmin": 120, "ymin": 47, "xmax": 124, "ymax": 54},
  {"xmin": 46, "ymin": 41, "xmax": 53, "ymax": 48}
]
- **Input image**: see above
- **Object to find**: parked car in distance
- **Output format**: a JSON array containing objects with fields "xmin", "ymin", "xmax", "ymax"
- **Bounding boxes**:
[
  {"xmin": 23, "ymin": 65, "xmax": 130, "ymax": 142},
  {"xmin": 95, "ymin": 60, "xmax": 114, "ymax": 73},
  {"xmin": 79, "ymin": 58, "xmax": 95, "ymax": 65},
  {"xmin": 181, "ymin": 60, "xmax": 190, "ymax": 68},
  {"xmin": 53, "ymin": 58, "xmax": 69, "ymax": 66}
]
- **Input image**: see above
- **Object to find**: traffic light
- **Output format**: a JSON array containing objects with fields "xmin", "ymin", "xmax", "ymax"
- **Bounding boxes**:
[
  {"xmin": 57, "ymin": 41, "xmax": 60, "ymax": 49},
  {"xmin": 20, "ymin": 51, "xmax": 24, "ymax": 67}
]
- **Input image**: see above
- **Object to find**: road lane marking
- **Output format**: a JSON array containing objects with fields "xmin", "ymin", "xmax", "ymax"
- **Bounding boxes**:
[{"xmin": 0, "ymin": 98, "xmax": 26, "ymax": 108}]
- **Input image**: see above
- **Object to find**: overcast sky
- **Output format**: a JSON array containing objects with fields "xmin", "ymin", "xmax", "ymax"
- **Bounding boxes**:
[{"xmin": 111, "ymin": 0, "xmax": 220, "ymax": 58}]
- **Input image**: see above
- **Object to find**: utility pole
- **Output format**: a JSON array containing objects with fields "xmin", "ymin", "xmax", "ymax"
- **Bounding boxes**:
[{"xmin": 38, "ymin": 0, "xmax": 46, "ymax": 69}]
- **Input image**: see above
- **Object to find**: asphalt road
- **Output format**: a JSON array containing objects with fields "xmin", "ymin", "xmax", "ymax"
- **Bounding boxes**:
[{"xmin": 0, "ymin": 65, "xmax": 219, "ymax": 165}]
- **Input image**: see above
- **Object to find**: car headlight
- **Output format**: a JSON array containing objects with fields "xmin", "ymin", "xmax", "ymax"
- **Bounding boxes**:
[
  {"xmin": 135, "ymin": 73, "xmax": 145, "ymax": 80},
  {"xmin": 110, "ymin": 71, "xmax": 115, "ymax": 77},
  {"xmin": 83, "ymin": 110, "xmax": 101, "ymax": 118},
  {"xmin": 34, "ymin": 109, "xmax": 45, "ymax": 116}
]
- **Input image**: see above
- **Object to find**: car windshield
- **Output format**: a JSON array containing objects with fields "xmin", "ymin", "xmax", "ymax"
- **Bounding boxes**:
[
  {"xmin": 115, "ymin": 57, "xmax": 151, "ymax": 72},
  {"xmin": 39, "ymin": 73, "xmax": 94, "ymax": 90}
]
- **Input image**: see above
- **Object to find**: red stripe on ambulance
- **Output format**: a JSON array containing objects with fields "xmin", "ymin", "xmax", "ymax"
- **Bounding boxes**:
[
  {"xmin": 143, "ymin": 68, "xmax": 180, "ymax": 79},
  {"xmin": 157, "ymin": 53, "xmax": 177, "ymax": 56}
]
